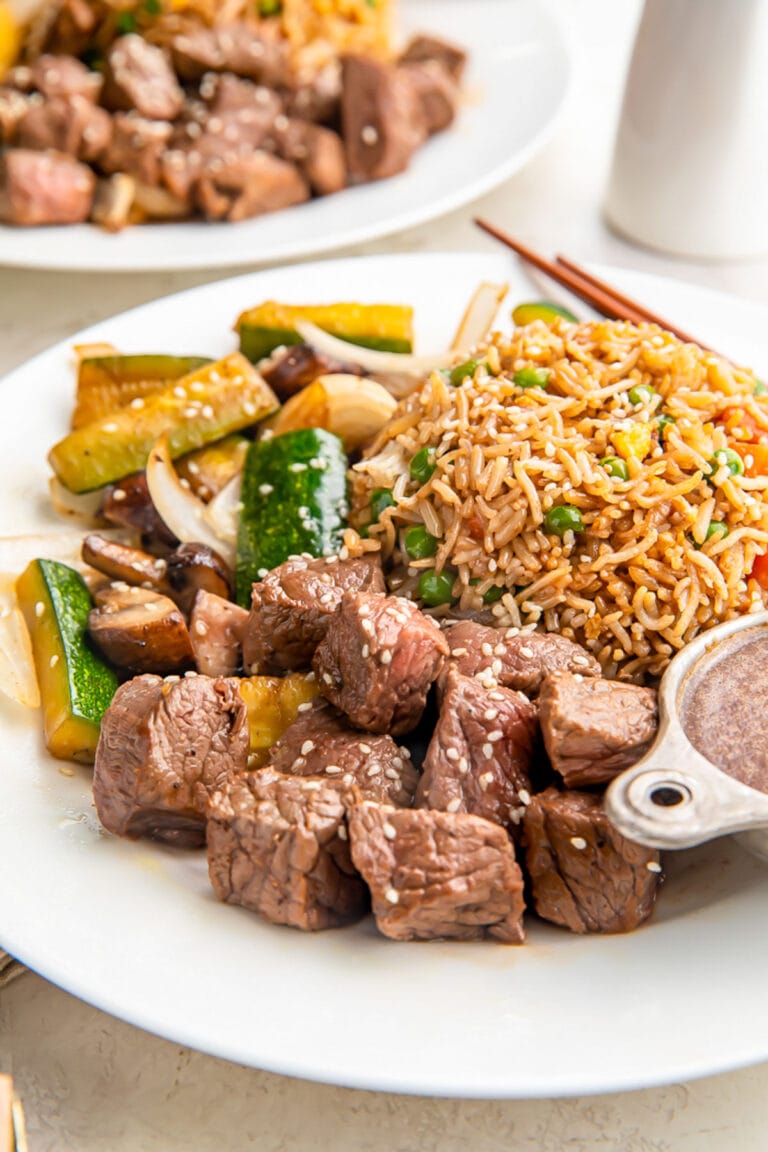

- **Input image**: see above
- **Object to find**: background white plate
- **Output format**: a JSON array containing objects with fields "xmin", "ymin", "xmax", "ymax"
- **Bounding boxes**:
[
  {"xmin": 0, "ymin": 0, "xmax": 569, "ymax": 272},
  {"xmin": 1, "ymin": 253, "xmax": 767, "ymax": 1099}
]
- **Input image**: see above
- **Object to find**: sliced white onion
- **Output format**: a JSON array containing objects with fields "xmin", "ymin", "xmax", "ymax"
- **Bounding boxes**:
[
  {"xmin": 271, "ymin": 373, "xmax": 397, "ymax": 450},
  {"xmin": 203, "ymin": 470, "xmax": 242, "ymax": 554},
  {"xmin": 352, "ymin": 440, "xmax": 410, "ymax": 489},
  {"xmin": 0, "ymin": 574, "xmax": 40, "ymax": 709},
  {"xmin": 451, "ymin": 281, "xmax": 508, "ymax": 351},
  {"xmin": 48, "ymin": 477, "xmax": 104, "ymax": 525},
  {"xmin": 146, "ymin": 436, "xmax": 235, "ymax": 566},
  {"xmin": 294, "ymin": 320, "xmax": 453, "ymax": 378}
]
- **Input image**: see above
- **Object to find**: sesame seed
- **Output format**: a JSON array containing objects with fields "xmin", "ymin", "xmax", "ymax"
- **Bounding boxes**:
[
  {"xmin": 342, "ymin": 773, "xmax": 354, "ymax": 786},
  {"xmin": 481, "ymin": 642, "xmax": 493, "ymax": 657},
  {"xmin": 493, "ymin": 643, "xmax": 506, "ymax": 656},
  {"xmin": 487, "ymin": 730, "xmax": 503, "ymax": 743},
  {"xmin": 483, "ymin": 709, "xmax": 498, "ymax": 721},
  {"xmin": 361, "ymin": 124, "xmax": 379, "ymax": 145},
  {"xmin": 519, "ymin": 646, "xmax": 534, "ymax": 659},
  {"xmin": 257, "ymin": 568, "xmax": 268, "ymax": 579},
  {"xmin": 451, "ymin": 647, "xmax": 468, "ymax": 657},
  {"xmin": 479, "ymin": 772, "xmax": 494, "ymax": 790},
  {"xmin": 359, "ymin": 743, "xmax": 372, "ymax": 754},
  {"xmin": 380, "ymin": 650, "xmax": 392, "ymax": 665},
  {"xmin": 458, "ymin": 756, "xmax": 469, "ymax": 775},
  {"xmin": 489, "ymin": 690, "xmax": 505, "ymax": 701},
  {"xmin": 367, "ymin": 764, "xmax": 379, "ymax": 778},
  {"xmin": 361, "ymin": 644, "xmax": 370, "ymax": 658},
  {"xmin": 289, "ymin": 462, "xmax": 307, "ymax": 473},
  {"xmin": 570, "ymin": 836, "xmax": 587, "ymax": 850},
  {"xmin": 361, "ymin": 619, "xmax": 374, "ymax": 636},
  {"xmin": 491, "ymin": 659, "xmax": 503, "ymax": 676},
  {"xmin": 446, "ymin": 797, "xmax": 462, "ymax": 813},
  {"xmin": 646, "ymin": 861, "xmax": 662, "ymax": 873},
  {"xmin": 384, "ymin": 767, "xmax": 399, "ymax": 780},
  {"xmin": 518, "ymin": 789, "xmax": 531, "ymax": 805},
  {"xmin": 102, "ymin": 422, "xmax": 118, "ymax": 433},
  {"xmin": 325, "ymin": 764, "xmax": 342, "ymax": 775},
  {"xmin": 446, "ymin": 748, "xmax": 459, "ymax": 762},
  {"xmin": 173, "ymin": 386, "xmax": 186, "ymax": 399},
  {"xmin": 297, "ymin": 701, "xmax": 313, "ymax": 713},
  {"xmin": 49, "ymin": 654, "xmax": 59, "ymax": 668},
  {"xmin": 572, "ymin": 654, "xmax": 591, "ymax": 668},
  {"xmin": 383, "ymin": 822, "xmax": 396, "ymax": 840},
  {"xmin": 194, "ymin": 619, "xmax": 208, "ymax": 636},
  {"xmin": 482, "ymin": 743, "xmax": 493, "ymax": 759},
  {"xmin": 34, "ymin": 601, "xmax": 45, "ymax": 618},
  {"xmin": 337, "ymin": 824, "xmax": 348, "ymax": 840},
  {"xmin": 384, "ymin": 887, "xmax": 399, "ymax": 905},
  {"xmin": 301, "ymin": 740, "xmax": 315, "ymax": 755}
]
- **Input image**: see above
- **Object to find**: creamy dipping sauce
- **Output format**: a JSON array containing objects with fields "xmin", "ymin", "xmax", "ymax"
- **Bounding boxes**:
[{"xmin": 681, "ymin": 632, "xmax": 768, "ymax": 792}]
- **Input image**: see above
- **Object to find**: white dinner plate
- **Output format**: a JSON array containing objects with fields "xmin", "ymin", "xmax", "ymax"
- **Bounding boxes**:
[
  {"xmin": 0, "ymin": 0, "xmax": 569, "ymax": 272},
  {"xmin": 0, "ymin": 253, "xmax": 767, "ymax": 1099}
]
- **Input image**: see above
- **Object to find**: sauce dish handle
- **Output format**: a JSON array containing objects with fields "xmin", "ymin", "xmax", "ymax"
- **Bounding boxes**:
[{"xmin": 605, "ymin": 739, "xmax": 768, "ymax": 851}]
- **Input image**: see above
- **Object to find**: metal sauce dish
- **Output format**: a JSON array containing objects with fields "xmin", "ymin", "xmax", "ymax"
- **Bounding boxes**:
[{"xmin": 605, "ymin": 610, "xmax": 768, "ymax": 860}]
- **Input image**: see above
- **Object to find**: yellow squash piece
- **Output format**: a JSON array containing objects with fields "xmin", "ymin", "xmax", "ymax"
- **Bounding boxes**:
[
  {"xmin": 49, "ymin": 353, "xmax": 278, "ymax": 493},
  {"xmin": 236, "ymin": 301, "xmax": 414, "ymax": 362},
  {"xmin": 238, "ymin": 672, "xmax": 320, "ymax": 767},
  {"xmin": 16, "ymin": 559, "xmax": 118, "ymax": 763}
]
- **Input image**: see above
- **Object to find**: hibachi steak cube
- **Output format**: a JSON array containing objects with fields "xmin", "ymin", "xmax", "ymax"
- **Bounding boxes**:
[
  {"xmin": 417, "ymin": 669, "xmax": 537, "ymax": 829},
  {"xmin": 269, "ymin": 699, "xmax": 418, "ymax": 806},
  {"xmin": 348, "ymin": 802, "xmax": 525, "ymax": 943},
  {"xmin": 522, "ymin": 788, "xmax": 662, "ymax": 934},
  {"xmin": 313, "ymin": 590, "xmax": 448, "ymax": 735},
  {"xmin": 93, "ymin": 673, "xmax": 248, "ymax": 847},
  {"xmin": 206, "ymin": 766, "xmax": 368, "ymax": 931}
]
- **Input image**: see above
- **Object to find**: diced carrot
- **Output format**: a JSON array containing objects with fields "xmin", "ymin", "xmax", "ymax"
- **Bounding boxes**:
[
  {"xmin": 751, "ymin": 551, "xmax": 768, "ymax": 590},
  {"xmin": 742, "ymin": 443, "xmax": 768, "ymax": 478},
  {"xmin": 721, "ymin": 407, "xmax": 761, "ymax": 443}
]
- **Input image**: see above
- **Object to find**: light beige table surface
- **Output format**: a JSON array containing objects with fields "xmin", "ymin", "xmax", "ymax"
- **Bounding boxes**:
[{"xmin": 2, "ymin": 2, "xmax": 768, "ymax": 1148}]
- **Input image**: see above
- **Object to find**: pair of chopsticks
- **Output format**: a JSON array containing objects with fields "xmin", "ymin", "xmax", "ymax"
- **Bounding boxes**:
[{"xmin": 474, "ymin": 217, "xmax": 709, "ymax": 351}]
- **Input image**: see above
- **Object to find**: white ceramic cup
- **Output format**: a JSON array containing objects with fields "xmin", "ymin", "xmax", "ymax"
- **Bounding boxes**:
[{"xmin": 604, "ymin": 0, "xmax": 768, "ymax": 259}]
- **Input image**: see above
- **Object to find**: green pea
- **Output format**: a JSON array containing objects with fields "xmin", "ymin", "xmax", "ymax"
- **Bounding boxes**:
[
  {"xmin": 482, "ymin": 584, "xmax": 504, "ymax": 604},
  {"xmin": 144, "ymin": 0, "xmax": 162, "ymax": 13},
  {"xmin": 705, "ymin": 521, "xmax": 729, "ymax": 541},
  {"xmin": 755, "ymin": 380, "xmax": 768, "ymax": 396},
  {"xmin": 512, "ymin": 302, "xmax": 578, "ymax": 326},
  {"xmin": 404, "ymin": 525, "xmax": 438, "ymax": 559},
  {"xmin": 514, "ymin": 366, "xmax": 550, "ymax": 389},
  {"xmin": 370, "ymin": 488, "xmax": 395, "ymax": 521},
  {"xmin": 449, "ymin": 357, "xmax": 485, "ymax": 387},
  {"xmin": 628, "ymin": 383, "xmax": 656, "ymax": 406},
  {"xmin": 258, "ymin": 0, "xmax": 282, "ymax": 12},
  {"xmin": 544, "ymin": 504, "xmax": 584, "ymax": 536},
  {"xmin": 418, "ymin": 569, "xmax": 456, "ymax": 606},
  {"xmin": 410, "ymin": 447, "xmax": 437, "ymax": 485},
  {"xmin": 115, "ymin": 10, "xmax": 138, "ymax": 32},
  {"xmin": 600, "ymin": 456, "xmax": 629, "ymax": 480},
  {"xmin": 656, "ymin": 413, "xmax": 676, "ymax": 442},
  {"xmin": 707, "ymin": 448, "xmax": 744, "ymax": 479}
]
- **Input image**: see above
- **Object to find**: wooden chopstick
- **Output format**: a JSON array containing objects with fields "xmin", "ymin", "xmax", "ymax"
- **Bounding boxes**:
[{"xmin": 474, "ymin": 218, "xmax": 709, "ymax": 349}]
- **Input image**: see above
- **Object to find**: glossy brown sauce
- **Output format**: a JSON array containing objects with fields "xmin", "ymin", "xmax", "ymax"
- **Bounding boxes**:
[{"xmin": 681, "ymin": 632, "xmax": 768, "ymax": 792}]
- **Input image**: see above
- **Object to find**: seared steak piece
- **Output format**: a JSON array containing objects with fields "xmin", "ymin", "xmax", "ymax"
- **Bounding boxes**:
[
  {"xmin": 313, "ymin": 591, "xmax": 449, "ymax": 736},
  {"xmin": 349, "ymin": 802, "xmax": 525, "ymax": 942},
  {"xmin": 399, "ymin": 34, "xmax": 467, "ymax": 82},
  {"xmin": 94, "ymin": 673, "xmax": 249, "ymax": 846},
  {"xmin": 0, "ymin": 88, "xmax": 34, "ymax": 144},
  {"xmin": 29, "ymin": 54, "xmax": 103, "ymax": 103},
  {"xmin": 189, "ymin": 589, "xmax": 248, "ymax": 677},
  {"xmin": 273, "ymin": 119, "xmax": 346, "ymax": 196},
  {"xmin": 522, "ymin": 788, "xmax": 661, "ymax": 934},
  {"xmin": 341, "ymin": 54, "xmax": 426, "ymax": 183},
  {"xmin": 100, "ymin": 114, "xmax": 173, "ymax": 186},
  {"xmin": 242, "ymin": 553, "xmax": 385, "ymax": 674},
  {"xmin": 89, "ymin": 584, "xmax": 194, "ymax": 674},
  {"xmin": 282, "ymin": 64, "xmax": 341, "ymax": 124},
  {"xmin": 31, "ymin": 0, "xmax": 97, "ymax": 60},
  {"xmin": 538, "ymin": 672, "xmax": 658, "ymax": 787},
  {"xmin": 417, "ymin": 669, "xmax": 537, "ymax": 829},
  {"xmin": 201, "ymin": 73, "xmax": 282, "ymax": 116},
  {"xmin": 269, "ymin": 699, "xmax": 418, "ymax": 806},
  {"xmin": 206, "ymin": 766, "xmax": 368, "ymax": 930},
  {"xmin": 17, "ymin": 95, "xmax": 112, "ymax": 163},
  {"xmin": 170, "ymin": 23, "xmax": 289, "ymax": 88},
  {"xmin": 399, "ymin": 61, "xmax": 458, "ymax": 135},
  {"xmin": 195, "ymin": 151, "xmax": 309, "ymax": 222},
  {"xmin": 443, "ymin": 621, "xmax": 600, "ymax": 695},
  {"xmin": 0, "ymin": 149, "xmax": 94, "ymax": 225},
  {"xmin": 103, "ymin": 35, "xmax": 184, "ymax": 121}
]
